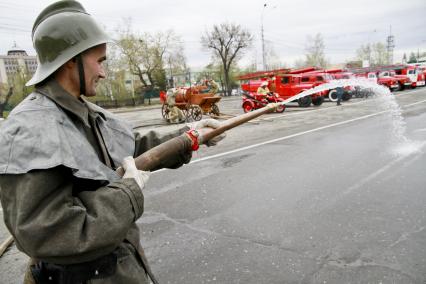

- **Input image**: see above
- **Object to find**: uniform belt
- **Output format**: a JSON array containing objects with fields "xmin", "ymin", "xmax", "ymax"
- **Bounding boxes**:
[{"xmin": 30, "ymin": 252, "xmax": 117, "ymax": 284}]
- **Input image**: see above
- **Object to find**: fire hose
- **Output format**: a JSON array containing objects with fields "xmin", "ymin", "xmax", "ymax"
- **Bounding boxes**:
[{"xmin": 116, "ymin": 102, "xmax": 280, "ymax": 175}]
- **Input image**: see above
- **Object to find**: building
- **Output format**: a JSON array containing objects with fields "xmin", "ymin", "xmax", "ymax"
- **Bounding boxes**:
[{"xmin": 0, "ymin": 43, "xmax": 37, "ymax": 84}]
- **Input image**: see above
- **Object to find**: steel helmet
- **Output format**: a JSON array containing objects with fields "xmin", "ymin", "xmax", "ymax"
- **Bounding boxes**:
[{"xmin": 26, "ymin": 0, "xmax": 110, "ymax": 86}]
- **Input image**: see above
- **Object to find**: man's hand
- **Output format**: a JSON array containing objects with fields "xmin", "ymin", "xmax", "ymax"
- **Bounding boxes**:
[
  {"xmin": 122, "ymin": 156, "xmax": 150, "ymax": 190},
  {"xmin": 187, "ymin": 118, "xmax": 226, "ymax": 147}
]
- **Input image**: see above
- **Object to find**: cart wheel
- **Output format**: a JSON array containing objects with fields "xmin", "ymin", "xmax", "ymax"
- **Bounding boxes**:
[
  {"xmin": 211, "ymin": 104, "xmax": 220, "ymax": 116},
  {"xmin": 161, "ymin": 104, "xmax": 169, "ymax": 120},
  {"xmin": 191, "ymin": 105, "xmax": 203, "ymax": 121},
  {"xmin": 182, "ymin": 108, "xmax": 190, "ymax": 121}
]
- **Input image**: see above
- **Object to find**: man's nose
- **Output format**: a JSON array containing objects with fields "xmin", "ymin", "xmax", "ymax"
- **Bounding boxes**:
[{"xmin": 99, "ymin": 67, "xmax": 106, "ymax": 79}]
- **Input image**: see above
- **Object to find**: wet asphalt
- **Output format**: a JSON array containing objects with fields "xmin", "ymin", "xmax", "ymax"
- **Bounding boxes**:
[
  {"xmin": 1, "ymin": 88, "xmax": 425, "ymax": 283},
  {"xmin": 137, "ymin": 89, "xmax": 426, "ymax": 284}
]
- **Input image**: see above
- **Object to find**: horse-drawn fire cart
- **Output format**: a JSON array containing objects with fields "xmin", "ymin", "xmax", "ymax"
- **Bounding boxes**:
[{"xmin": 160, "ymin": 86, "xmax": 222, "ymax": 121}]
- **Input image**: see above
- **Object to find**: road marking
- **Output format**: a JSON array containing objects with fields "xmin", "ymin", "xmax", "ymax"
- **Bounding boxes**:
[
  {"xmin": 188, "ymin": 98, "xmax": 426, "ymax": 165},
  {"xmin": 264, "ymin": 87, "xmax": 426, "ymax": 120},
  {"xmin": 342, "ymin": 141, "xmax": 426, "ymax": 197},
  {"xmin": 320, "ymin": 141, "xmax": 426, "ymax": 211}
]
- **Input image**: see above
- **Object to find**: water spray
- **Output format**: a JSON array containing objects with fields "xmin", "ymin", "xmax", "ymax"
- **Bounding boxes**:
[{"xmin": 117, "ymin": 78, "xmax": 410, "ymax": 174}]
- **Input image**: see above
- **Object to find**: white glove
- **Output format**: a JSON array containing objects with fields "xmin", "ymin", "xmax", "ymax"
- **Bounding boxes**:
[
  {"xmin": 121, "ymin": 156, "xmax": 150, "ymax": 190},
  {"xmin": 188, "ymin": 118, "xmax": 226, "ymax": 146}
]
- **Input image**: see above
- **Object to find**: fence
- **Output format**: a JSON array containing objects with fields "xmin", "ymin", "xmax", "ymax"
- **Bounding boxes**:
[{"xmin": 94, "ymin": 90, "xmax": 161, "ymax": 109}]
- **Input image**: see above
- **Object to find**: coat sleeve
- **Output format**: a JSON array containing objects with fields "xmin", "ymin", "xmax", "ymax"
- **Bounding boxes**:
[
  {"xmin": 133, "ymin": 127, "xmax": 192, "ymax": 170},
  {"xmin": 0, "ymin": 166, "xmax": 143, "ymax": 265}
]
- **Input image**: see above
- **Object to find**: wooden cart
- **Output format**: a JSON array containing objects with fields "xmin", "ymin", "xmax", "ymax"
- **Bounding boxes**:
[{"xmin": 161, "ymin": 87, "xmax": 222, "ymax": 121}]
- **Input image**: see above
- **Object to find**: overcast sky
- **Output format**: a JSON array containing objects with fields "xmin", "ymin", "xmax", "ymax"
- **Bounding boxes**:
[{"xmin": 1, "ymin": 0, "xmax": 425, "ymax": 69}]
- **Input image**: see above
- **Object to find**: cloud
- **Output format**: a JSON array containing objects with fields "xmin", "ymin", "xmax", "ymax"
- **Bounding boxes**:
[{"xmin": 1, "ymin": 0, "xmax": 425, "ymax": 68}]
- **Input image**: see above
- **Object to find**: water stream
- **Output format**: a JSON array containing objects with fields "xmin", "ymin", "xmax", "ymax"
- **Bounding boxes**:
[{"xmin": 279, "ymin": 78, "xmax": 422, "ymax": 156}]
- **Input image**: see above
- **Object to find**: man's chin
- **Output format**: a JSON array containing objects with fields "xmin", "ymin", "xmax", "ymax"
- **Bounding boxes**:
[{"xmin": 84, "ymin": 91, "xmax": 97, "ymax": 97}]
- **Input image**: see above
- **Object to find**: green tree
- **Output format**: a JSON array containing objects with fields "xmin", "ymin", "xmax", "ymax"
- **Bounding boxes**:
[
  {"xmin": 0, "ymin": 65, "xmax": 34, "ymax": 117},
  {"xmin": 0, "ymin": 84, "xmax": 13, "ymax": 118},
  {"xmin": 94, "ymin": 44, "xmax": 128, "ymax": 100},
  {"xmin": 408, "ymin": 52, "xmax": 417, "ymax": 63},
  {"xmin": 201, "ymin": 23, "xmax": 253, "ymax": 96}
]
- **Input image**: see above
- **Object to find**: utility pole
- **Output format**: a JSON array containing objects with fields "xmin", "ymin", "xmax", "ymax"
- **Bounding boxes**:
[
  {"xmin": 386, "ymin": 25, "xmax": 395, "ymax": 65},
  {"xmin": 261, "ymin": 3, "xmax": 267, "ymax": 71}
]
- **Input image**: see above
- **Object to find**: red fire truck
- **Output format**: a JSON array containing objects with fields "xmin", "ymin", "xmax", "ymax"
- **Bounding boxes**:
[
  {"xmin": 238, "ymin": 69, "xmax": 325, "ymax": 107},
  {"xmin": 348, "ymin": 67, "xmax": 399, "ymax": 91},
  {"xmin": 377, "ymin": 71, "xmax": 402, "ymax": 91},
  {"xmin": 395, "ymin": 65, "xmax": 425, "ymax": 87},
  {"xmin": 300, "ymin": 69, "xmax": 354, "ymax": 101},
  {"xmin": 415, "ymin": 65, "xmax": 426, "ymax": 87}
]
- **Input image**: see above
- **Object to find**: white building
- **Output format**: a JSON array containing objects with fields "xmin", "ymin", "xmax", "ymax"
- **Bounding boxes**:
[{"xmin": 0, "ymin": 43, "xmax": 37, "ymax": 84}]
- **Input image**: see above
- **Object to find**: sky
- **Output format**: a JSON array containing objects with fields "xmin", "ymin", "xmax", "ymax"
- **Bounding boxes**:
[{"xmin": 1, "ymin": 0, "xmax": 425, "ymax": 69}]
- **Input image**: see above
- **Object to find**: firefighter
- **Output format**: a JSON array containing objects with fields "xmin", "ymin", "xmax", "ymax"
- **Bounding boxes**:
[
  {"xmin": 257, "ymin": 81, "xmax": 270, "ymax": 95},
  {"xmin": 269, "ymin": 77, "xmax": 277, "ymax": 93},
  {"xmin": 209, "ymin": 79, "xmax": 219, "ymax": 94},
  {"xmin": 166, "ymin": 88, "xmax": 185, "ymax": 123},
  {"xmin": 0, "ymin": 1, "xmax": 225, "ymax": 283},
  {"xmin": 336, "ymin": 86, "xmax": 344, "ymax": 106}
]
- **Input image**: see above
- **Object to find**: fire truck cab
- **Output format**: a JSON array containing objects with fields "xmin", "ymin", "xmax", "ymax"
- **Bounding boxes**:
[
  {"xmin": 366, "ymin": 72, "xmax": 378, "ymax": 82},
  {"xmin": 278, "ymin": 75, "xmax": 325, "ymax": 107},
  {"xmin": 378, "ymin": 71, "xmax": 405, "ymax": 91},
  {"xmin": 394, "ymin": 66, "xmax": 421, "ymax": 88}
]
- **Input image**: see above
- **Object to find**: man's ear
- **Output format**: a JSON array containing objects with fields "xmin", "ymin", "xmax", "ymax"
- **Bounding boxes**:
[{"xmin": 63, "ymin": 58, "xmax": 77, "ymax": 69}]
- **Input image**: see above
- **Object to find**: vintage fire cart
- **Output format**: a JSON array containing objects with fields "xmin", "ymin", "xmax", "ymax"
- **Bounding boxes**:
[{"xmin": 160, "ymin": 86, "xmax": 222, "ymax": 121}]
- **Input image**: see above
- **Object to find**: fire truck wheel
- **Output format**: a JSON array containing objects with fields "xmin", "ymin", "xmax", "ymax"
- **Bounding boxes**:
[
  {"xmin": 342, "ymin": 92, "xmax": 352, "ymax": 101},
  {"xmin": 328, "ymin": 90, "xmax": 338, "ymax": 102},
  {"xmin": 161, "ymin": 104, "xmax": 169, "ymax": 120},
  {"xmin": 298, "ymin": 96, "xmax": 312, "ymax": 107},
  {"xmin": 191, "ymin": 105, "xmax": 203, "ymax": 121},
  {"xmin": 312, "ymin": 96, "xmax": 324, "ymax": 106},
  {"xmin": 242, "ymin": 101, "xmax": 255, "ymax": 113}
]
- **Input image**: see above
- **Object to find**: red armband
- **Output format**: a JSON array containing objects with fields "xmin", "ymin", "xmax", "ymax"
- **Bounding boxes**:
[{"xmin": 186, "ymin": 129, "xmax": 200, "ymax": 151}]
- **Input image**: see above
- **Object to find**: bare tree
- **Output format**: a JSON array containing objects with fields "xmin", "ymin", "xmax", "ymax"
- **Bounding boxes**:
[
  {"xmin": 305, "ymin": 33, "xmax": 328, "ymax": 68},
  {"xmin": 116, "ymin": 19, "xmax": 186, "ymax": 92},
  {"xmin": 264, "ymin": 41, "xmax": 287, "ymax": 70},
  {"xmin": 356, "ymin": 42, "xmax": 388, "ymax": 66},
  {"xmin": 201, "ymin": 23, "xmax": 253, "ymax": 96},
  {"xmin": 371, "ymin": 43, "xmax": 388, "ymax": 65}
]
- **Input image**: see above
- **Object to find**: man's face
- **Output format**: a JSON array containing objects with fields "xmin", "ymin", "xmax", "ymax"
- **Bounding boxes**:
[{"xmin": 82, "ymin": 44, "xmax": 106, "ymax": 97}]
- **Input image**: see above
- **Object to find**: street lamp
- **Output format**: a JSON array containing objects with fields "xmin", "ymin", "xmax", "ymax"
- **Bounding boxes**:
[{"xmin": 261, "ymin": 3, "xmax": 267, "ymax": 71}]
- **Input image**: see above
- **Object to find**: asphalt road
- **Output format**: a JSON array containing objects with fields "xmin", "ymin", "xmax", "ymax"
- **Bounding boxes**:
[
  {"xmin": 134, "ymin": 89, "xmax": 426, "ymax": 284},
  {"xmin": 1, "ymin": 88, "xmax": 425, "ymax": 283}
]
